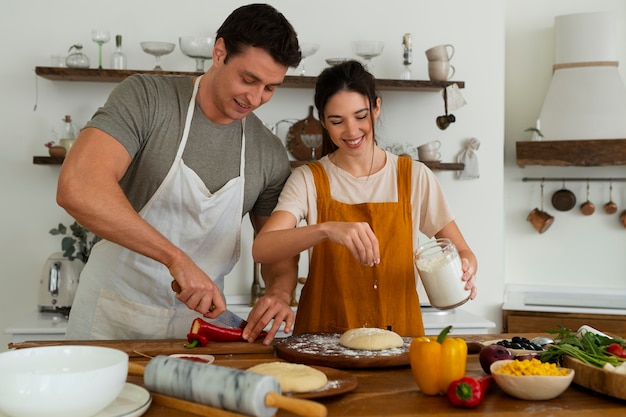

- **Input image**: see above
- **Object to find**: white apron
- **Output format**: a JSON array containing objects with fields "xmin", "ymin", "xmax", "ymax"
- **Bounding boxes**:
[{"xmin": 66, "ymin": 76, "xmax": 246, "ymax": 339}]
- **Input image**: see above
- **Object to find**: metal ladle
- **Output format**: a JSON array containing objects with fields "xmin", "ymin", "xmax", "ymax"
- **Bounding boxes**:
[{"xmin": 604, "ymin": 180, "xmax": 618, "ymax": 214}]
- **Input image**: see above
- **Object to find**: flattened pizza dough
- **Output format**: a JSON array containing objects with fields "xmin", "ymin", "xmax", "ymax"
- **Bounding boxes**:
[
  {"xmin": 247, "ymin": 362, "xmax": 328, "ymax": 393},
  {"xmin": 339, "ymin": 328, "xmax": 404, "ymax": 351}
]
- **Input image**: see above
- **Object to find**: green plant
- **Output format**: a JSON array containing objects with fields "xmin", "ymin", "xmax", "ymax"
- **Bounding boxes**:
[{"xmin": 49, "ymin": 221, "xmax": 98, "ymax": 263}]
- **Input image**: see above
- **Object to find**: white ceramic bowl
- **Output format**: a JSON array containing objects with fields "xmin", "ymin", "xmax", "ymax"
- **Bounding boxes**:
[
  {"xmin": 0, "ymin": 345, "xmax": 128, "ymax": 417},
  {"xmin": 490, "ymin": 359, "xmax": 574, "ymax": 400}
]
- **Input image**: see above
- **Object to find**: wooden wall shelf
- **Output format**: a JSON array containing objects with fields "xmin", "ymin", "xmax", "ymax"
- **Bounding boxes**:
[
  {"xmin": 34, "ymin": 156, "xmax": 464, "ymax": 171},
  {"xmin": 516, "ymin": 139, "xmax": 626, "ymax": 167},
  {"xmin": 35, "ymin": 66, "xmax": 465, "ymax": 92}
]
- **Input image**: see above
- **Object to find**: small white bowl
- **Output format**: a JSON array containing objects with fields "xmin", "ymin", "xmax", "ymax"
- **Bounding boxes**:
[
  {"xmin": 490, "ymin": 359, "xmax": 574, "ymax": 400},
  {"xmin": 169, "ymin": 353, "xmax": 215, "ymax": 364},
  {"xmin": 0, "ymin": 345, "xmax": 128, "ymax": 417}
]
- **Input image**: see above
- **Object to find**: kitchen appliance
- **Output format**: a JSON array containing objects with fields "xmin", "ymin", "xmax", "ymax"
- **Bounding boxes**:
[{"xmin": 38, "ymin": 252, "xmax": 83, "ymax": 316}]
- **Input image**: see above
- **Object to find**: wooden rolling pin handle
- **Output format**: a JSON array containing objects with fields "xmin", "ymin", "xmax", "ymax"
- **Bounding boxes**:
[
  {"xmin": 128, "ymin": 361, "xmax": 146, "ymax": 377},
  {"xmin": 264, "ymin": 392, "xmax": 327, "ymax": 417}
]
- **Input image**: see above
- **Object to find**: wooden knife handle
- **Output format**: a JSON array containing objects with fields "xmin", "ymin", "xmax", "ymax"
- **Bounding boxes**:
[{"xmin": 265, "ymin": 392, "xmax": 327, "ymax": 417}]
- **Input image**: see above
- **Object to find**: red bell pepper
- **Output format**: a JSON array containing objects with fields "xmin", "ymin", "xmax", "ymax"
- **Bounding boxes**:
[
  {"xmin": 607, "ymin": 343, "xmax": 626, "ymax": 358},
  {"xmin": 447, "ymin": 376, "xmax": 492, "ymax": 408},
  {"xmin": 184, "ymin": 318, "xmax": 268, "ymax": 348}
]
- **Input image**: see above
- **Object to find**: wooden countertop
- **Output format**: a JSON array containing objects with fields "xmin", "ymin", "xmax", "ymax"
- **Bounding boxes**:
[{"xmin": 8, "ymin": 334, "xmax": 626, "ymax": 416}]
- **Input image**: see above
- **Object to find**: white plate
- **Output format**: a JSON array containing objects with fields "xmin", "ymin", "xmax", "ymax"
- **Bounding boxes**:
[
  {"xmin": 0, "ymin": 383, "xmax": 151, "ymax": 417},
  {"xmin": 96, "ymin": 383, "xmax": 152, "ymax": 417},
  {"xmin": 169, "ymin": 353, "xmax": 215, "ymax": 364}
]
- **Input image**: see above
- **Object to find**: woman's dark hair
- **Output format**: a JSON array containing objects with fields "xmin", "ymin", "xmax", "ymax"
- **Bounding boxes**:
[
  {"xmin": 314, "ymin": 60, "xmax": 380, "ymax": 154},
  {"xmin": 216, "ymin": 4, "xmax": 301, "ymax": 68}
]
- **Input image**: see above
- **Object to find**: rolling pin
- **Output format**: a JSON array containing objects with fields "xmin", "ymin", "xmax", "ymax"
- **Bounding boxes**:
[{"xmin": 128, "ymin": 356, "xmax": 327, "ymax": 417}]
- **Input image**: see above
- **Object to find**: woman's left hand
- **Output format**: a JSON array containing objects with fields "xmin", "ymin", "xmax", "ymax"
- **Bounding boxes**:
[{"xmin": 460, "ymin": 258, "xmax": 477, "ymax": 299}]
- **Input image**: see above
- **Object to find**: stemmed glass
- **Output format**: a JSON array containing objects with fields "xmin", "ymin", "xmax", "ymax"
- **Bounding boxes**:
[
  {"xmin": 140, "ymin": 42, "xmax": 176, "ymax": 70},
  {"xmin": 298, "ymin": 43, "xmax": 320, "ymax": 76},
  {"xmin": 179, "ymin": 36, "xmax": 214, "ymax": 72},
  {"xmin": 301, "ymin": 134, "xmax": 323, "ymax": 160},
  {"xmin": 91, "ymin": 29, "xmax": 110, "ymax": 69},
  {"xmin": 352, "ymin": 41, "xmax": 385, "ymax": 71}
]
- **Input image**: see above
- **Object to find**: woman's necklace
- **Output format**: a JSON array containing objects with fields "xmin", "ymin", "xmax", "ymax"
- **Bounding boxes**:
[{"xmin": 330, "ymin": 143, "xmax": 377, "ymax": 183}]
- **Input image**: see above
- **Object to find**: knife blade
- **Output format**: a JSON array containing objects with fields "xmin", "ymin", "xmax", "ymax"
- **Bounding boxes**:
[{"xmin": 171, "ymin": 280, "xmax": 248, "ymax": 329}]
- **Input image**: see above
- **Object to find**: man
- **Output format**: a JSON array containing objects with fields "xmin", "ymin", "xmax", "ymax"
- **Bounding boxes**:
[{"xmin": 57, "ymin": 4, "xmax": 301, "ymax": 344}]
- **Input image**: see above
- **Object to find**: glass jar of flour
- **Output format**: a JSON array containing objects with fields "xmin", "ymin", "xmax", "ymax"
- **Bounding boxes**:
[{"xmin": 414, "ymin": 238, "xmax": 470, "ymax": 310}]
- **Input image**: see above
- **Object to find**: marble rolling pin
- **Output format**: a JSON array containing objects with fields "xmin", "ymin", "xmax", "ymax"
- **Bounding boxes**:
[{"xmin": 128, "ymin": 356, "xmax": 327, "ymax": 417}]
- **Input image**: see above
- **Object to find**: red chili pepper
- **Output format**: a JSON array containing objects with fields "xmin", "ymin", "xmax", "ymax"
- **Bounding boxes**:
[
  {"xmin": 447, "ymin": 376, "xmax": 492, "ymax": 408},
  {"xmin": 607, "ymin": 343, "xmax": 626, "ymax": 358},
  {"xmin": 184, "ymin": 318, "xmax": 267, "ymax": 348}
]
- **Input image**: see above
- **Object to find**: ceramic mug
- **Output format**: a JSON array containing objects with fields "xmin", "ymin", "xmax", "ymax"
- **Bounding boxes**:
[
  {"xmin": 417, "ymin": 140, "xmax": 441, "ymax": 152},
  {"xmin": 418, "ymin": 150, "xmax": 441, "ymax": 161},
  {"xmin": 428, "ymin": 61, "xmax": 455, "ymax": 81},
  {"xmin": 425, "ymin": 44, "xmax": 455, "ymax": 62}
]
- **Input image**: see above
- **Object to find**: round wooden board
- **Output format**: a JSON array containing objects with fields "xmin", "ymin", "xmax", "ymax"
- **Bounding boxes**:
[
  {"xmin": 274, "ymin": 333, "xmax": 411, "ymax": 369},
  {"xmin": 562, "ymin": 355, "xmax": 626, "ymax": 400},
  {"xmin": 289, "ymin": 365, "xmax": 358, "ymax": 399}
]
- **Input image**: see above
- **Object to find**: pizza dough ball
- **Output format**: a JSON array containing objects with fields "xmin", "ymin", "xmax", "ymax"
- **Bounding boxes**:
[
  {"xmin": 339, "ymin": 327, "xmax": 404, "ymax": 351},
  {"xmin": 247, "ymin": 362, "xmax": 328, "ymax": 393}
]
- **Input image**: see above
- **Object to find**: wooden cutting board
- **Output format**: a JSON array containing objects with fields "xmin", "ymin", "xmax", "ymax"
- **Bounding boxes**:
[
  {"xmin": 275, "ymin": 333, "xmax": 411, "ymax": 369},
  {"xmin": 8, "ymin": 339, "xmax": 274, "ymax": 357},
  {"xmin": 562, "ymin": 355, "xmax": 626, "ymax": 400},
  {"xmin": 286, "ymin": 106, "xmax": 324, "ymax": 161}
]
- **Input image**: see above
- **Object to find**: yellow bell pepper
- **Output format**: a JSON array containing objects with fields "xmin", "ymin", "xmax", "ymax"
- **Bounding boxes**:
[{"xmin": 409, "ymin": 325, "xmax": 468, "ymax": 396}]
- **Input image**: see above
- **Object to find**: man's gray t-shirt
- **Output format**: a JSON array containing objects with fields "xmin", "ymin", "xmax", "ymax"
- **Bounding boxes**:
[{"xmin": 85, "ymin": 74, "xmax": 291, "ymax": 217}]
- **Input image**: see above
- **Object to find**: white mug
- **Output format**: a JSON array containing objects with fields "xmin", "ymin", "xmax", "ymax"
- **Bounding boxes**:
[
  {"xmin": 428, "ymin": 61, "xmax": 455, "ymax": 81},
  {"xmin": 425, "ymin": 44, "xmax": 455, "ymax": 62},
  {"xmin": 418, "ymin": 150, "xmax": 441, "ymax": 161},
  {"xmin": 417, "ymin": 140, "xmax": 441, "ymax": 152}
]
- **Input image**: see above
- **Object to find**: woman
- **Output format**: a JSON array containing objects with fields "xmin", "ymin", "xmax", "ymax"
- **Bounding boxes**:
[{"xmin": 252, "ymin": 60, "xmax": 477, "ymax": 336}]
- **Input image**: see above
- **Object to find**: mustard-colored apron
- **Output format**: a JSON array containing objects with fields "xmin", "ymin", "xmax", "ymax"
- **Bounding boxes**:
[{"xmin": 294, "ymin": 156, "xmax": 424, "ymax": 337}]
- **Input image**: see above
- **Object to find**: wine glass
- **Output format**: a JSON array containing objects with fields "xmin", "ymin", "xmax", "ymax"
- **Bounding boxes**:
[
  {"xmin": 298, "ymin": 43, "xmax": 320, "ymax": 76},
  {"xmin": 140, "ymin": 42, "xmax": 176, "ymax": 70},
  {"xmin": 301, "ymin": 134, "xmax": 323, "ymax": 160},
  {"xmin": 91, "ymin": 29, "xmax": 110, "ymax": 69},
  {"xmin": 179, "ymin": 36, "xmax": 214, "ymax": 72},
  {"xmin": 352, "ymin": 40, "xmax": 385, "ymax": 71}
]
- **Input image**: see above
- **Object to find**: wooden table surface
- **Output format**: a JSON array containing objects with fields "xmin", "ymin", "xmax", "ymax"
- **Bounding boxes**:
[{"xmin": 8, "ymin": 333, "xmax": 626, "ymax": 416}]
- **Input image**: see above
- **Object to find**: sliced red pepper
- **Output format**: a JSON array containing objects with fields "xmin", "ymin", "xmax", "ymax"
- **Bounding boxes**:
[
  {"xmin": 607, "ymin": 343, "xmax": 626, "ymax": 358},
  {"xmin": 447, "ymin": 376, "xmax": 492, "ymax": 408},
  {"xmin": 184, "ymin": 318, "xmax": 268, "ymax": 348}
]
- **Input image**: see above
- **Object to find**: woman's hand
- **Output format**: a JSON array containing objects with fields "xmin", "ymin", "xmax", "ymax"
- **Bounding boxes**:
[
  {"xmin": 460, "ymin": 257, "xmax": 477, "ymax": 299},
  {"xmin": 325, "ymin": 221, "xmax": 380, "ymax": 266}
]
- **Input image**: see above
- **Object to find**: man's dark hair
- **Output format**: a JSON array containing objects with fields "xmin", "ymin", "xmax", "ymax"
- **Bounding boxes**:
[{"xmin": 216, "ymin": 3, "xmax": 301, "ymax": 68}]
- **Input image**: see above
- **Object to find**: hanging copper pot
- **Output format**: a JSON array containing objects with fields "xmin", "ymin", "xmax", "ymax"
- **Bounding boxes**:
[
  {"xmin": 604, "ymin": 180, "xmax": 618, "ymax": 214},
  {"xmin": 552, "ymin": 180, "xmax": 576, "ymax": 211},
  {"xmin": 580, "ymin": 180, "xmax": 595, "ymax": 216}
]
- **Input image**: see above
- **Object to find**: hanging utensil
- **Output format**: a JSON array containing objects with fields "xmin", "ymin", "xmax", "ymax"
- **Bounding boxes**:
[
  {"xmin": 552, "ymin": 179, "xmax": 576, "ymax": 211},
  {"xmin": 436, "ymin": 87, "xmax": 456, "ymax": 130},
  {"xmin": 604, "ymin": 179, "xmax": 618, "ymax": 214},
  {"xmin": 527, "ymin": 180, "xmax": 554, "ymax": 233},
  {"xmin": 580, "ymin": 179, "xmax": 595, "ymax": 216}
]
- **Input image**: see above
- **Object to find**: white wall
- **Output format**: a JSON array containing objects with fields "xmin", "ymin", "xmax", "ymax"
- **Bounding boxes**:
[
  {"xmin": 5, "ymin": 0, "xmax": 619, "ymax": 352},
  {"xmin": 504, "ymin": 1, "xmax": 626, "ymax": 290}
]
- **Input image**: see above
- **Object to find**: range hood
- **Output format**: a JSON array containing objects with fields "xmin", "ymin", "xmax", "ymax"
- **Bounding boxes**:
[{"xmin": 538, "ymin": 11, "xmax": 626, "ymax": 140}]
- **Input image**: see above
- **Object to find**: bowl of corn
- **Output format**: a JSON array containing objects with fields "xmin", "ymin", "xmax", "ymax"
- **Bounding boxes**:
[{"xmin": 490, "ymin": 358, "xmax": 574, "ymax": 400}]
